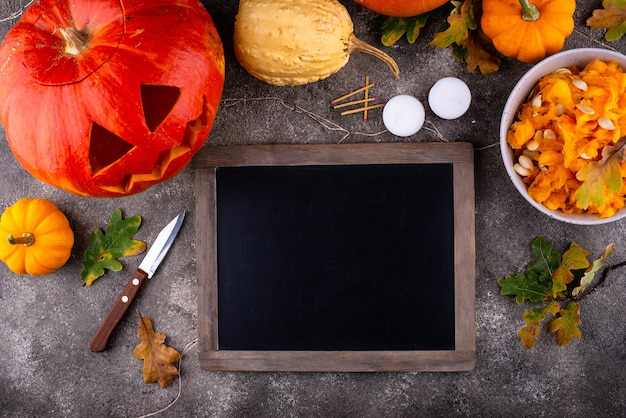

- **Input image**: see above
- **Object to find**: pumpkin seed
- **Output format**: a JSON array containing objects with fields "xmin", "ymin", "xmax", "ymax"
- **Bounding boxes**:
[
  {"xmin": 577, "ymin": 105, "xmax": 595, "ymax": 114},
  {"xmin": 526, "ymin": 138, "xmax": 539, "ymax": 151},
  {"xmin": 531, "ymin": 94, "xmax": 542, "ymax": 108},
  {"xmin": 518, "ymin": 154, "xmax": 534, "ymax": 170},
  {"xmin": 523, "ymin": 149, "xmax": 539, "ymax": 159},
  {"xmin": 598, "ymin": 117, "xmax": 616, "ymax": 130},
  {"xmin": 580, "ymin": 152, "xmax": 592, "ymax": 160},
  {"xmin": 572, "ymin": 79, "xmax": 588, "ymax": 91},
  {"xmin": 543, "ymin": 129, "xmax": 556, "ymax": 140},
  {"xmin": 514, "ymin": 163, "xmax": 531, "ymax": 177},
  {"xmin": 555, "ymin": 103, "xmax": 565, "ymax": 116},
  {"xmin": 553, "ymin": 68, "xmax": 572, "ymax": 75}
]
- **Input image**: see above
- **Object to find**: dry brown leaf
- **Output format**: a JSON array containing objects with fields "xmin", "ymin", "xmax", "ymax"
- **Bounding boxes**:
[
  {"xmin": 587, "ymin": 0, "xmax": 626, "ymax": 41},
  {"xmin": 134, "ymin": 315, "xmax": 181, "ymax": 388},
  {"xmin": 464, "ymin": 32, "xmax": 500, "ymax": 75}
]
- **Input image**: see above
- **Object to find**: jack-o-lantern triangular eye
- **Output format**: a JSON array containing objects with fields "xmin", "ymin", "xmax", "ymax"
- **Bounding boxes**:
[
  {"xmin": 141, "ymin": 84, "xmax": 181, "ymax": 132},
  {"xmin": 89, "ymin": 122, "xmax": 134, "ymax": 175}
]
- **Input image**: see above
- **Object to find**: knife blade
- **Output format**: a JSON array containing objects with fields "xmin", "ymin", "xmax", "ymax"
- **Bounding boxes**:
[{"xmin": 89, "ymin": 211, "xmax": 185, "ymax": 352}]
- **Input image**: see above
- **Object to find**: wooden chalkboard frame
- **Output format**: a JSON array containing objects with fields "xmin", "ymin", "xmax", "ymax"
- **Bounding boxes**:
[{"xmin": 194, "ymin": 143, "xmax": 476, "ymax": 372}]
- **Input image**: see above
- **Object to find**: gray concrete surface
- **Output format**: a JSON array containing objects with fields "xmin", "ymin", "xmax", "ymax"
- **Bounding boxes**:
[{"xmin": 0, "ymin": 0, "xmax": 625, "ymax": 416}]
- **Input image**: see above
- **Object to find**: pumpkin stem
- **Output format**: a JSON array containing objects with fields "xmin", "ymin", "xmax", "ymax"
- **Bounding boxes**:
[
  {"xmin": 348, "ymin": 34, "xmax": 400, "ymax": 79},
  {"xmin": 58, "ymin": 27, "xmax": 90, "ymax": 56},
  {"xmin": 519, "ymin": 0, "xmax": 540, "ymax": 22},
  {"xmin": 8, "ymin": 233, "xmax": 35, "ymax": 247}
]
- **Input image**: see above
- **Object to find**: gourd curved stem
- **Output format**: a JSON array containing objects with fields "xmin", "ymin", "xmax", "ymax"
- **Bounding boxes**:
[
  {"xmin": 519, "ymin": 0, "xmax": 540, "ymax": 22},
  {"xmin": 348, "ymin": 34, "xmax": 400, "ymax": 78},
  {"xmin": 8, "ymin": 232, "xmax": 35, "ymax": 246},
  {"xmin": 58, "ymin": 27, "xmax": 90, "ymax": 56}
]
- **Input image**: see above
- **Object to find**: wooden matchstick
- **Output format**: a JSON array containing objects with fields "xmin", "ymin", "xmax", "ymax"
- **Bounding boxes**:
[
  {"xmin": 331, "ymin": 83, "xmax": 375, "ymax": 104},
  {"xmin": 332, "ymin": 97, "xmax": 379, "ymax": 109},
  {"xmin": 340, "ymin": 103, "xmax": 385, "ymax": 116},
  {"xmin": 363, "ymin": 75, "xmax": 370, "ymax": 121}
]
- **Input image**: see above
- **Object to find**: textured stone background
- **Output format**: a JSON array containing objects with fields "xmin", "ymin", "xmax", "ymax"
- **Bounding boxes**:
[{"xmin": 0, "ymin": 0, "xmax": 624, "ymax": 416}]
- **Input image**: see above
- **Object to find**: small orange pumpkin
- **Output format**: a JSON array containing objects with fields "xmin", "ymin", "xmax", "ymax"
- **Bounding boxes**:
[
  {"xmin": 0, "ymin": 198, "xmax": 74, "ymax": 275},
  {"xmin": 481, "ymin": 0, "xmax": 576, "ymax": 63}
]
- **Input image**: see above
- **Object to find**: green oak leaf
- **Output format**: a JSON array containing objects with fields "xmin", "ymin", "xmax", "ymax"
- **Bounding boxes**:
[
  {"xmin": 497, "ymin": 236, "xmax": 563, "ymax": 303},
  {"xmin": 497, "ymin": 271, "xmax": 551, "ymax": 304},
  {"xmin": 370, "ymin": 13, "xmax": 434, "ymax": 47},
  {"xmin": 526, "ymin": 236, "xmax": 561, "ymax": 282},
  {"xmin": 81, "ymin": 209, "xmax": 146, "ymax": 286}
]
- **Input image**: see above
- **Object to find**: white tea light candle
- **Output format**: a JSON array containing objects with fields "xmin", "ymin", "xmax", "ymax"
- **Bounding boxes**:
[
  {"xmin": 428, "ymin": 77, "xmax": 471, "ymax": 119},
  {"xmin": 382, "ymin": 95, "xmax": 425, "ymax": 137}
]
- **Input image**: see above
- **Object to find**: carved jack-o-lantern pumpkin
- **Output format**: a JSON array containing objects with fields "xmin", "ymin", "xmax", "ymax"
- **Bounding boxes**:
[{"xmin": 0, "ymin": 0, "xmax": 225, "ymax": 197}]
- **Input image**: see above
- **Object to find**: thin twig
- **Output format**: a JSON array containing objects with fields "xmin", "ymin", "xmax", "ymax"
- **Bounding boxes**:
[
  {"xmin": 221, "ymin": 97, "xmax": 387, "ymax": 143},
  {"xmin": 422, "ymin": 121, "xmax": 501, "ymax": 150},
  {"xmin": 0, "ymin": 0, "xmax": 34, "ymax": 22},
  {"xmin": 422, "ymin": 120, "xmax": 450, "ymax": 142},
  {"xmin": 220, "ymin": 96, "xmax": 501, "ymax": 149},
  {"xmin": 136, "ymin": 338, "xmax": 198, "ymax": 418},
  {"xmin": 474, "ymin": 142, "xmax": 499, "ymax": 151},
  {"xmin": 572, "ymin": 28, "xmax": 619, "ymax": 52}
]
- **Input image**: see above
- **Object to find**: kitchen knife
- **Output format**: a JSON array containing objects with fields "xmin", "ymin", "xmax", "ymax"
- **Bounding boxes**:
[{"xmin": 89, "ymin": 211, "xmax": 185, "ymax": 352}]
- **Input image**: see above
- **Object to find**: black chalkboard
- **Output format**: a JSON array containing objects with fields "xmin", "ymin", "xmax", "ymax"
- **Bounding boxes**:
[
  {"xmin": 217, "ymin": 164, "xmax": 455, "ymax": 351},
  {"xmin": 195, "ymin": 143, "xmax": 476, "ymax": 372}
]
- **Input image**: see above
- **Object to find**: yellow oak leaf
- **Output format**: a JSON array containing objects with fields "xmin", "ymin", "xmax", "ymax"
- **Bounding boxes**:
[
  {"xmin": 551, "ymin": 242, "xmax": 590, "ymax": 298},
  {"xmin": 518, "ymin": 301, "xmax": 560, "ymax": 349},
  {"xmin": 134, "ymin": 315, "xmax": 181, "ymax": 388},
  {"xmin": 573, "ymin": 243, "xmax": 615, "ymax": 297},
  {"xmin": 430, "ymin": 0, "xmax": 476, "ymax": 49},
  {"xmin": 547, "ymin": 302, "xmax": 582, "ymax": 347},
  {"xmin": 575, "ymin": 138, "xmax": 626, "ymax": 210}
]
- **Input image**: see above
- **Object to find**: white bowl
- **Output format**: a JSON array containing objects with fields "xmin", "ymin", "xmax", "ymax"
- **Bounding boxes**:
[{"xmin": 500, "ymin": 48, "xmax": 626, "ymax": 225}]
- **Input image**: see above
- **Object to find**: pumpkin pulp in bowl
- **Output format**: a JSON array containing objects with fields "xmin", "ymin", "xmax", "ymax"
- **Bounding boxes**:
[{"xmin": 500, "ymin": 49, "xmax": 626, "ymax": 224}]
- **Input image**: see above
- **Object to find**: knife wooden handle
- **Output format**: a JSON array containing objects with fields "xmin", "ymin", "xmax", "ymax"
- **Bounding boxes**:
[{"xmin": 89, "ymin": 269, "xmax": 149, "ymax": 352}]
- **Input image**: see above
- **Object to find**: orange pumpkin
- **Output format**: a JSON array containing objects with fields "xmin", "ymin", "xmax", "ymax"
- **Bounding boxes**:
[
  {"xmin": 481, "ymin": 0, "xmax": 576, "ymax": 63},
  {"xmin": 0, "ymin": 198, "xmax": 74, "ymax": 276},
  {"xmin": 353, "ymin": 0, "xmax": 449, "ymax": 17},
  {"xmin": 0, "ymin": 0, "xmax": 225, "ymax": 197}
]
